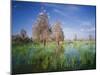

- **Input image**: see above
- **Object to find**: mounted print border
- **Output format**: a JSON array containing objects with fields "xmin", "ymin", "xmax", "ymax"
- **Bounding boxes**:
[{"xmin": 11, "ymin": 1, "xmax": 96, "ymax": 74}]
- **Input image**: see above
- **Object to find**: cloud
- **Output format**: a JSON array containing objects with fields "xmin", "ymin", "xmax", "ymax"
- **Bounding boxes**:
[
  {"xmin": 79, "ymin": 21, "xmax": 95, "ymax": 32},
  {"xmin": 80, "ymin": 21, "xmax": 93, "ymax": 27},
  {"xmin": 80, "ymin": 27, "xmax": 95, "ymax": 32},
  {"xmin": 47, "ymin": 12, "xmax": 50, "ymax": 19},
  {"xmin": 63, "ymin": 27, "xmax": 79, "ymax": 40},
  {"xmin": 67, "ymin": 5, "xmax": 80, "ymax": 11},
  {"xmin": 63, "ymin": 26, "xmax": 95, "ymax": 40},
  {"xmin": 53, "ymin": 9, "xmax": 66, "ymax": 17}
]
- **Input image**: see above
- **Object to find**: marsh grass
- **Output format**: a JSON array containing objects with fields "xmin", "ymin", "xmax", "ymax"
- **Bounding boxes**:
[{"xmin": 12, "ymin": 40, "xmax": 96, "ymax": 74}]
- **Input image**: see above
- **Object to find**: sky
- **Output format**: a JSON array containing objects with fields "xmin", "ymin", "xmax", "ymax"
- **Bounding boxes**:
[{"xmin": 12, "ymin": 1, "xmax": 96, "ymax": 40}]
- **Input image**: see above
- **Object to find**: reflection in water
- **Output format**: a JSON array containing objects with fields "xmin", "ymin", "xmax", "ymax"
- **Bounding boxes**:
[{"xmin": 64, "ymin": 47, "xmax": 80, "ymax": 65}]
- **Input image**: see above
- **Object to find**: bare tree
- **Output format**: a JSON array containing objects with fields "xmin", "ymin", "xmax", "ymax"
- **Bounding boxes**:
[
  {"xmin": 32, "ymin": 9, "xmax": 64, "ymax": 46},
  {"xmin": 32, "ymin": 10, "xmax": 50, "ymax": 46},
  {"xmin": 32, "ymin": 24, "xmax": 40, "ymax": 42},
  {"xmin": 52, "ymin": 21, "xmax": 64, "ymax": 45}
]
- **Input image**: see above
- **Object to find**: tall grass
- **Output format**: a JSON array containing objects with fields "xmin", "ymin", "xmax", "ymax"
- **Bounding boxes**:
[{"xmin": 12, "ymin": 40, "xmax": 96, "ymax": 74}]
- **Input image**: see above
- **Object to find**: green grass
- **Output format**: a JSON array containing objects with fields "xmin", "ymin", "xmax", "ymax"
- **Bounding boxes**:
[{"xmin": 12, "ymin": 40, "xmax": 96, "ymax": 74}]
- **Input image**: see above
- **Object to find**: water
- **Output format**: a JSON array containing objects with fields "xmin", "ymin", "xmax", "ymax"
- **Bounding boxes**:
[{"xmin": 64, "ymin": 44, "xmax": 80, "ymax": 65}]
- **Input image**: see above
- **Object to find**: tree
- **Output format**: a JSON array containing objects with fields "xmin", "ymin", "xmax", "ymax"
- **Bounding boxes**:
[
  {"xmin": 19, "ymin": 29, "xmax": 31, "ymax": 43},
  {"xmin": 52, "ymin": 21, "xmax": 64, "ymax": 45},
  {"xmin": 89, "ymin": 34, "xmax": 92, "ymax": 41},
  {"xmin": 32, "ymin": 24, "xmax": 40, "ymax": 42},
  {"xmin": 20, "ymin": 29, "xmax": 27, "ymax": 40},
  {"xmin": 12, "ymin": 29, "xmax": 30, "ymax": 44},
  {"xmin": 74, "ymin": 33, "xmax": 77, "ymax": 41},
  {"xmin": 32, "ymin": 10, "xmax": 50, "ymax": 46}
]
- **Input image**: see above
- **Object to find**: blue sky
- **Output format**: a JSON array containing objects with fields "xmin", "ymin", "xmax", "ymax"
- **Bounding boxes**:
[{"xmin": 12, "ymin": 1, "xmax": 96, "ymax": 40}]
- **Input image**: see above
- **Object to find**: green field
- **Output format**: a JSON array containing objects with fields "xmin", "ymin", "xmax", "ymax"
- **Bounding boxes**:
[{"xmin": 12, "ymin": 40, "xmax": 96, "ymax": 74}]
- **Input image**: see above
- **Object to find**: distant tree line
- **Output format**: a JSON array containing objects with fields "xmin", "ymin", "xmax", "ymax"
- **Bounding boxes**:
[{"xmin": 12, "ymin": 29, "xmax": 31, "ymax": 44}]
